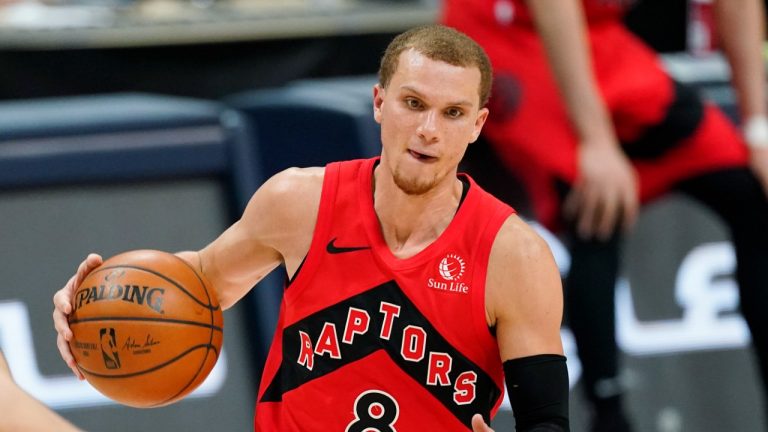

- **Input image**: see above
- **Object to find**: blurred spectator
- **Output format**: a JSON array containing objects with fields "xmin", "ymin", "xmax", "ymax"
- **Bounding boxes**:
[{"xmin": 444, "ymin": 0, "xmax": 768, "ymax": 431}]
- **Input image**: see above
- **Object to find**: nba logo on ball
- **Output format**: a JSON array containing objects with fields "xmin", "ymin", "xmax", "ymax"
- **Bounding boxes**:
[
  {"xmin": 438, "ymin": 253, "xmax": 465, "ymax": 281},
  {"xmin": 99, "ymin": 328, "xmax": 121, "ymax": 369}
]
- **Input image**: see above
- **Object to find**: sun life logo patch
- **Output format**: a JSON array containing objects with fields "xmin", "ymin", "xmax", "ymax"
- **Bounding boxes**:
[{"xmin": 438, "ymin": 254, "xmax": 465, "ymax": 281}]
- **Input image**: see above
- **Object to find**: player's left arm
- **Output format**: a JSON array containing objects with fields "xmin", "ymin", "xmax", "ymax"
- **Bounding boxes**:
[
  {"xmin": 0, "ymin": 351, "xmax": 82, "ymax": 432},
  {"xmin": 476, "ymin": 214, "xmax": 569, "ymax": 432},
  {"xmin": 715, "ymin": 0, "xmax": 768, "ymax": 194}
]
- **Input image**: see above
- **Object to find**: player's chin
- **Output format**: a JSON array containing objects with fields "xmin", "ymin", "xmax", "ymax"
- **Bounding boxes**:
[{"xmin": 393, "ymin": 172, "xmax": 437, "ymax": 195}]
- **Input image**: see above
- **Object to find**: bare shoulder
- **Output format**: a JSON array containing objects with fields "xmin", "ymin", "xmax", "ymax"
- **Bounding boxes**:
[
  {"xmin": 486, "ymin": 214, "xmax": 564, "ymax": 359},
  {"xmin": 487, "ymin": 214, "xmax": 559, "ymax": 309},
  {"xmin": 267, "ymin": 166, "xmax": 325, "ymax": 193},
  {"xmin": 238, "ymin": 166, "xmax": 325, "ymax": 263},
  {"xmin": 257, "ymin": 166, "xmax": 325, "ymax": 206},
  {"xmin": 489, "ymin": 214, "xmax": 553, "ymax": 265},
  {"xmin": 243, "ymin": 166, "xmax": 325, "ymax": 223}
]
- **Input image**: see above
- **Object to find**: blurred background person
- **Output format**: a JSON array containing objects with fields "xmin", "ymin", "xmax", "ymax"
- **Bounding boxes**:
[{"xmin": 443, "ymin": 0, "xmax": 768, "ymax": 431}]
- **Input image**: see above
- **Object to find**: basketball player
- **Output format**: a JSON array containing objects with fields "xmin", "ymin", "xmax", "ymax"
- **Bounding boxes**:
[
  {"xmin": 53, "ymin": 25, "xmax": 570, "ymax": 431},
  {"xmin": 443, "ymin": 0, "xmax": 768, "ymax": 430},
  {"xmin": 0, "ymin": 350, "xmax": 82, "ymax": 432}
]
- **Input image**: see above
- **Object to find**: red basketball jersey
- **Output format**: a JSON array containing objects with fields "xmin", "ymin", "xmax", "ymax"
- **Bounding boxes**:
[{"xmin": 254, "ymin": 158, "xmax": 515, "ymax": 431}]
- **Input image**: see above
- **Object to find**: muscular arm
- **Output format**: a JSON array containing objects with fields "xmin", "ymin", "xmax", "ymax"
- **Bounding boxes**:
[
  {"xmin": 484, "ymin": 215, "xmax": 569, "ymax": 431},
  {"xmin": 486, "ymin": 215, "xmax": 564, "ymax": 360},
  {"xmin": 53, "ymin": 167, "xmax": 323, "ymax": 378},
  {"xmin": 177, "ymin": 167, "xmax": 324, "ymax": 310}
]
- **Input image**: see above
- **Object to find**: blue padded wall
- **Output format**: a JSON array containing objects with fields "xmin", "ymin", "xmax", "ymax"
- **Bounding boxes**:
[
  {"xmin": 224, "ymin": 75, "xmax": 381, "ymax": 386},
  {"xmin": 0, "ymin": 93, "xmax": 258, "ymax": 200}
]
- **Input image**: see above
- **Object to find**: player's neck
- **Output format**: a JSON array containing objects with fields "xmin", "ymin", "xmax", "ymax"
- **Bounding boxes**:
[{"xmin": 372, "ymin": 169, "xmax": 463, "ymax": 259}]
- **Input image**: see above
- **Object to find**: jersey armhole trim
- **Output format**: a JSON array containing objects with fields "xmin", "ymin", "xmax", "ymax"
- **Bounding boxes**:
[
  {"xmin": 282, "ymin": 162, "xmax": 340, "ymax": 305},
  {"xmin": 470, "ymin": 198, "xmax": 515, "ymax": 387}
]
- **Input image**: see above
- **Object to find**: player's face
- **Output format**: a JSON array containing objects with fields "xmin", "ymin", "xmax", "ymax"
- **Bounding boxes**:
[{"xmin": 374, "ymin": 49, "xmax": 488, "ymax": 195}]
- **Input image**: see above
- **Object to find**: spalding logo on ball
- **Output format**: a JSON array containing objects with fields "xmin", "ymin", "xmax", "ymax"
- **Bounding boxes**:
[{"xmin": 68, "ymin": 250, "xmax": 223, "ymax": 408}]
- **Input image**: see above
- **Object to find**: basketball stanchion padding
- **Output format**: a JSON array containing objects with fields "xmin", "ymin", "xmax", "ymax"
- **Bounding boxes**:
[{"xmin": 68, "ymin": 250, "xmax": 223, "ymax": 408}]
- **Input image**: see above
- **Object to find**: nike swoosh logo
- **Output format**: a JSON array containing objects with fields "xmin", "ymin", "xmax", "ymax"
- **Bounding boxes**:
[{"xmin": 326, "ymin": 238, "xmax": 371, "ymax": 254}]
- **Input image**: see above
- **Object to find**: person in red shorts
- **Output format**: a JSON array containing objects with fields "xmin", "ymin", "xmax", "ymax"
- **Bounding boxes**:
[{"xmin": 444, "ymin": 0, "xmax": 768, "ymax": 431}]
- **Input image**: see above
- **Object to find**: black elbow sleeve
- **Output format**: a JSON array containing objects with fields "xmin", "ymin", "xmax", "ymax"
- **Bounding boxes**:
[{"xmin": 504, "ymin": 354, "xmax": 570, "ymax": 432}]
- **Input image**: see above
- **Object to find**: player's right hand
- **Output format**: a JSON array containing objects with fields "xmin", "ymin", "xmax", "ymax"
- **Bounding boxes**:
[
  {"xmin": 52, "ymin": 253, "xmax": 103, "ymax": 380},
  {"xmin": 564, "ymin": 141, "xmax": 639, "ymax": 241}
]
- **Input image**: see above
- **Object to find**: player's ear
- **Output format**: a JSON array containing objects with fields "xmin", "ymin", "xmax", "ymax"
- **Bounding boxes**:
[
  {"xmin": 373, "ymin": 84, "xmax": 385, "ymax": 124},
  {"xmin": 470, "ymin": 107, "xmax": 489, "ymax": 143}
]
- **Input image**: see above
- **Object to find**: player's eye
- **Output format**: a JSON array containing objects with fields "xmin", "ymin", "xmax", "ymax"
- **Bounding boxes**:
[
  {"xmin": 405, "ymin": 98, "xmax": 422, "ymax": 110},
  {"xmin": 445, "ymin": 108, "xmax": 463, "ymax": 119}
]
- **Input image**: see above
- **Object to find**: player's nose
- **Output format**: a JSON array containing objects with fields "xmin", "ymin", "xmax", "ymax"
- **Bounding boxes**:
[{"xmin": 416, "ymin": 110, "xmax": 439, "ymax": 143}]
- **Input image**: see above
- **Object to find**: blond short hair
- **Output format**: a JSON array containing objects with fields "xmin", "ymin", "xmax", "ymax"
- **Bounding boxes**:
[{"xmin": 378, "ymin": 25, "xmax": 493, "ymax": 107}]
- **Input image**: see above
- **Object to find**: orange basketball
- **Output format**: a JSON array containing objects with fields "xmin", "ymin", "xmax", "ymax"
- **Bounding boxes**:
[{"xmin": 68, "ymin": 249, "xmax": 223, "ymax": 408}]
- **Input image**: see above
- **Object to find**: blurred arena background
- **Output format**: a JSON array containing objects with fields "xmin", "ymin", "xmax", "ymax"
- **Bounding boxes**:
[{"xmin": 0, "ymin": 0, "xmax": 765, "ymax": 430}]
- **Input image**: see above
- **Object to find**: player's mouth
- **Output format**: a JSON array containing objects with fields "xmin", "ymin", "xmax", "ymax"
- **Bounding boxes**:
[{"xmin": 408, "ymin": 149, "xmax": 438, "ymax": 163}]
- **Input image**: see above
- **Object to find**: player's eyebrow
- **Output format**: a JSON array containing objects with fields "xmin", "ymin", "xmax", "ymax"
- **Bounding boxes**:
[{"xmin": 400, "ymin": 85, "xmax": 475, "ymax": 108}]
